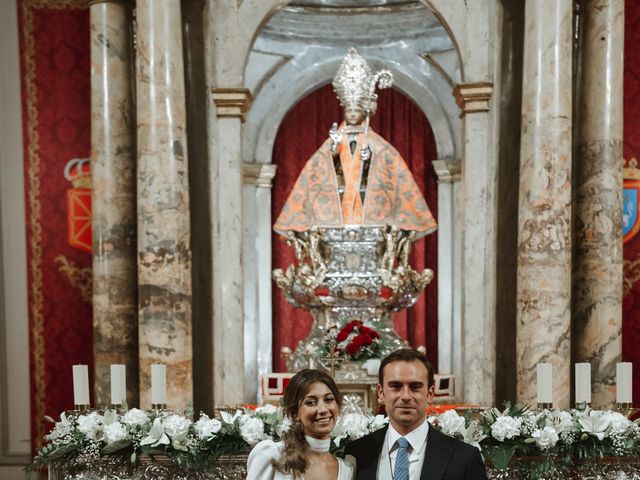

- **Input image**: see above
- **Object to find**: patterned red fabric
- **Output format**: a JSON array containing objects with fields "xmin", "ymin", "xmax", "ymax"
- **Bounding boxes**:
[
  {"xmin": 623, "ymin": 0, "xmax": 640, "ymax": 407},
  {"xmin": 19, "ymin": 0, "xmax": 93, "ymax": 449},
  {"xmin": 271, "ymin": 85, "xmax": 438, "ymax": 372}
]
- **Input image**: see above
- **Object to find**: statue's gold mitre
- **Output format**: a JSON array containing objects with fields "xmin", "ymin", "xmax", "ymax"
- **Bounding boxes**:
[{"xmin": 331, "ymin": 48, "xmax": 394, "ymax": 115}]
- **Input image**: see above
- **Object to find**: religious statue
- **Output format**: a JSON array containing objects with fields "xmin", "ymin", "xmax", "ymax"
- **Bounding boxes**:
[
  {"xmin": 274, "ymin": 48, "xmax": 437, "ymax": 238},
  {"xmin": 272, "ymin": 49, "xmax": 437, "ymax": 372}
]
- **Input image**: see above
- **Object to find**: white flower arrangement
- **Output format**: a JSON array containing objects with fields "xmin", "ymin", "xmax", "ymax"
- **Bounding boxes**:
[{"xmin": 30, "ymin": 403, "xmax": 640, "ymax": 480}]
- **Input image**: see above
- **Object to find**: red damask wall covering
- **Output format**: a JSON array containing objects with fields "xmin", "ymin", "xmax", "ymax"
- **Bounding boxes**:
[
  {"xmin": 18, "ymin": 0, "xmax": 93, "ymax": 449},
  {"xmin": 623, "ymin": 0, "xmax": 640, "ymax": 408}
]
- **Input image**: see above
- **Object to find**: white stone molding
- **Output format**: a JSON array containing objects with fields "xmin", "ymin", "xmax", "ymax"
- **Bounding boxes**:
[
  {"xmin": 212, "ymin": 88, "xmax": 253, "ymax": 121},
  {"xmin": 243, "ymin": 163, "xmax": 277, "ymax": 187},
  {"xmin": 432, "ymin": 159, "xmax": 461, "ymax": 183},
  {"xmin": 453, "ymin": 82, "xmax": 494, "ymax": 115}
]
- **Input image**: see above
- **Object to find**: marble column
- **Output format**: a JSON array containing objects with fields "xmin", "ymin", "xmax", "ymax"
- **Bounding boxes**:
[
  {"xmin": 211, "ymin": 88, "xmax": 252, "ymax": 405},
  {"xmin": 90, "ymin": 0, "xmax": 138, "ymax": 406},
  {"xmin": 136, "ymin": 0, "xmax": 192, "ymax": 409},
  {"xmin": 454, "ymin": 82, "xmax": 497, "ymax": 406},
  {"xmin": 516, "ymin": 0, "xmax": 573, "ymax": 408},
  {"xmin": 573, "ymin": 0, "xmax": 624, "ymax": 408}
]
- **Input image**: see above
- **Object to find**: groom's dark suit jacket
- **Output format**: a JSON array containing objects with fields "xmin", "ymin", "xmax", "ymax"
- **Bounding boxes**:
[{"xmin": 344, "ymin": 425, "xmax": 488, "ymax": 480}]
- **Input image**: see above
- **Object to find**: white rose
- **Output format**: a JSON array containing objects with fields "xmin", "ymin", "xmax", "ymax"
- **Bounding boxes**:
[
  {"xmin": 172, "ymin": 434, "xmax": 190, "ymax": 451},
  {"xmin": 163, "ymin": 414, "xmax": 191, "ymax": 439},
  {"xmin": 255, "ymin": 404, "xmax": 278, "ymax": 415},
  {"xmin": 603, "ymin": 411, "xmax": 632, "ymax": 434},
  {"xmin": 439, "ymin": 410, "xmax": 466, "ymax": 436},
  {"xmin": 195, "ymin": 414, "xmax": 222, "ymax": 440},
  {"xmin": 239, "ymin": 416, "xmax": 265, "ymax": 445},
  {"xmin": 105, "ymin": 422, "xmax": 129, "ymax": 444},
  {"xmin": 532, "ymin": 426, "xmax": 559, "ymax": 450},
  {"xmin": 340, "ymin": 413, "xmax": 370, "ymax": 440},
  {"xmin": 122, "ymin": 408, "xmax": 150, "ymax": 427},
  {"xmin": 368, "ymin": 414, "xmax": 388, "ymax": 432},
  {"xmin": 276, "ymin": 416, "xmax": 292, "ymax": 437},
  {"xmin": 77, "ymin": 412, "xmax": 106, "ymax": 442},
  {"xmin": 490, "ymin": 416, "xmax": 522, "ymax": 442}
]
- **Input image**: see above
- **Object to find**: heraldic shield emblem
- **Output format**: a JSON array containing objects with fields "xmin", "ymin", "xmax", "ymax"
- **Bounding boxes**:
[
  {"xmin": 64, "ymin": 158, "xmax": 92, "ymax": 254},
  {"xmin": 623, "ymin": 182, "xmax": 639, "ymax": 244}
]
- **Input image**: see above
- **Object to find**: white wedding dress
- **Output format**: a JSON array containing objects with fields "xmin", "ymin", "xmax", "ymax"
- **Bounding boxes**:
[{"xmin": 246, "ymin": 439, "xmax": 356, "ymax": 480}]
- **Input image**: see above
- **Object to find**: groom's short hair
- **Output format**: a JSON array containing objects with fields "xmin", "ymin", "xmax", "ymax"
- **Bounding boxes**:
[{"xmin": 379, "ymin": 348, "xmax": 434, "ymax": 387}]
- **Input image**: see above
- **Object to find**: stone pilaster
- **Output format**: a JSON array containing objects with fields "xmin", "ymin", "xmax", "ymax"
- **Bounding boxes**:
[
  {"xmin": 136, "ymin": 0, "xmax": 192, "ymax": 409},
  {"xmin": 455, "ymin": 83, "xmax": 498, "ymax": 406},
  {"xmin": 573, "ymin": 0, "xmax": 624, "ymax": 408},
  {"xmin": 242, "ymin": 162, "xmax": 277, "ymax": 402},
  {"xmin": 211, "ymin": 88, "xmax": 252, "ymax": 404},
  {"xmin": 432, "ymin": 160, "xmax": 461, "ymax": 386},
  {"xmin": 90, "ymin": 0, "xmax": 138, "ymax": 407},
  {"xmin": 516, "ymin": 0, "xmax": 573, "ymax": 408}
]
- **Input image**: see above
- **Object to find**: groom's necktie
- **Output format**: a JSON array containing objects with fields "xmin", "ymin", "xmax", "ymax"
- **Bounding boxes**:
[{"xmin": 394, "ymin": 437, "xmax": 410, "ymax": 480}]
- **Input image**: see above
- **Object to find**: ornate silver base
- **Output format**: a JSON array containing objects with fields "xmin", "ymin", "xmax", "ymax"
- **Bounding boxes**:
[{"xmin": 273, "ymin": 226, "xmax": 431, "ymax": 371}]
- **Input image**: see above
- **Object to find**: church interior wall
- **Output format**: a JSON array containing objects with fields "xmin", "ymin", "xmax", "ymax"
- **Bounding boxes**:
[{"xmin": 1, "ymin": 0, "xmax": 639, "ymax": 471}]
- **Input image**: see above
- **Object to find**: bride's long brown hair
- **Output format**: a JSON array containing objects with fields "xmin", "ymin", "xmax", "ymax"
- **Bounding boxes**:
[{"xmin": 272, "ymin": 369, "xmax": 342, "ymax": 477}]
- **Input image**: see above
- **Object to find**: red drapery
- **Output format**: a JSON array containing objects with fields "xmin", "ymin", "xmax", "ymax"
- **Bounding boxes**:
[
  {"xmin": 271, "ymin": 85, "xmax": 439, "ymax": 372},
  {"xmin": 19, "ymin": 0, "xmax": 94, "ymax": 449},
  {"xmin": 623, "ymin": 0, "xmax": 640, "ymax": 407}
]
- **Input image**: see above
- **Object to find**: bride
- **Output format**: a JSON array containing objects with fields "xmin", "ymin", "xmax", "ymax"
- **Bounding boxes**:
[{"xmin": 246, "ymin": 369, "xmax": 355, "ymax": 479}]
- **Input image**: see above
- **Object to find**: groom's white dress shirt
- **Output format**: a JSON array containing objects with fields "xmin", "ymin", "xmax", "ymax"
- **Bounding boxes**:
[{"xmin": 377, "ymin": 419, "xmax": 429, "ymax": 479}]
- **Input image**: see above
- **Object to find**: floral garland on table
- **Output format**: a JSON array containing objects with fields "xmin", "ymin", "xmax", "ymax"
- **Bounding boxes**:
[
  {"xmin": 29, "ymin": 403, "xmax": 640, "ymax": 480},
  {"xmin": 431, "ymin": 403, "xmax": 640, "ymax": 478}
]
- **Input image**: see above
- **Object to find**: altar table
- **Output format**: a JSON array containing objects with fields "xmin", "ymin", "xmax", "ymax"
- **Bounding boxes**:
[{"xmin": 47, "ymin": 455, "xmax": 640, "ymax": 479}]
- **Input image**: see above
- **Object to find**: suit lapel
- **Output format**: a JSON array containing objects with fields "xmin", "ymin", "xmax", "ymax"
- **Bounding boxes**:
[
  {"xmin": 420, "ymin": 426, "xmax": 453, "ymax": 480},
  {"xmin": 357, "ymin": 426, "xmax": 387, "ymax": 480}
]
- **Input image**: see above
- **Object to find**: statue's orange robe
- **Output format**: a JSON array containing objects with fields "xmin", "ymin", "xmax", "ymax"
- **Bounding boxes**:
[{"xmin": 274, "ymin": 126, "xmax": 437, "ymax": 238}]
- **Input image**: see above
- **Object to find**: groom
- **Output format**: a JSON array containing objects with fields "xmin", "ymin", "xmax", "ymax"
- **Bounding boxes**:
[{"xmin": 345, "ymin": 349, "xmax": 487, "ymax": 479}]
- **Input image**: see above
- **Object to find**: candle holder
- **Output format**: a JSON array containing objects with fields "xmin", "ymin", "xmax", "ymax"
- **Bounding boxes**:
[
  {"xmin": 574, "ymin": 401, "xmax": 590, "ymax": 411},
  {"xmin": 152, "ymin": 403, "xmax": 167, "ymax": 411},
  {"xmin": 616, "ymin": 402, "xmax": 633, "ymax": 416},
  {"xmin": 537, "ymin": 402, "xmax": 553, "ymax": 410},
  {"xmin": 74, "ymin": 404, "xmax": 90, "ymax": 413}
]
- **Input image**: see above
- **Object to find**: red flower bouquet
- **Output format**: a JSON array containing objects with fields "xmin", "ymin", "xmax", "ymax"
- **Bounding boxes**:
[{"xmin": 330, "ymin": 320, "xmax": 381, "ymax": 360}]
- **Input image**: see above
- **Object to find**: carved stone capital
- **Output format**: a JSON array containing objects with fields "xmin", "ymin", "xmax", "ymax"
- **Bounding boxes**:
[
  {"xmin": 432, "ymin": 159, "xmax": 461, "ymax": 183},
  {"xmin": 453, "ymin": 82, "xmax": 493, "ymax": 116},
  {"xmin": 243, "ymin": 163, "xmax": 277, "ymax": 187},
  {"xmin": 212, "ymin": 88, "xmax": 252, "ymax": 121}
]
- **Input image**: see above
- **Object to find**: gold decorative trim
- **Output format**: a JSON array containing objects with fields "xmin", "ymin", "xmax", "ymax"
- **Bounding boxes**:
[
  {"xmin": 211, "ymin": 88, "xmax": 252, "ymax": 121},
  {"xmin": 242, "ymin": 163, "xmax": 277, "ymax": 188},
  {"xmin": 623, "ymin": 257, "xmax": 640, "ymax": 299},
  {"xmin": 624, "ymin": 157, "xmax": 640, "ymax": 180},
  {"xmin": 453, "ymin": 82, "xmax": 493, "ymax": 116},
  {"xmin": 55, "ymin": 256, "xmax": 93, "ymax": 303},
  {"xmin": 21, "ymin": 0, "xmax": 89, "ymax": 448}
]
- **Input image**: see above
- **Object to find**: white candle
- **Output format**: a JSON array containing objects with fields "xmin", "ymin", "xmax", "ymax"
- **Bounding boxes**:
[
  {"xmin": 536, "ymin": 363, "xmax": 553, "ymax": 404},
  {"xmin": 110, "ymin": 364, "xmax": 126, "ymax": 405},
  {"xmin": 151, "ymin": 364, "xmax": 167, "ymax": 405},
  {"xmin": 575, "ymin": 363, "xmax": 591, "ymax": 404},
  {"xmin": 72, "ymin": 365, "xmax": 90, "ymax": 405},
  {"xmin": 616, "ymin": 362, "xmax": 633, "ymax": 403}
]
